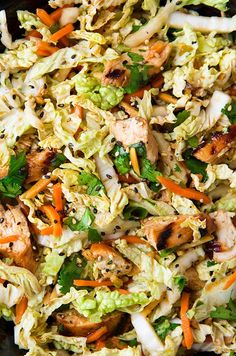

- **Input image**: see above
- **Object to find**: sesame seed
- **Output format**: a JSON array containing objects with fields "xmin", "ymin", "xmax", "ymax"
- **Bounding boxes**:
[
  {"xmin": 106, "ymin": 174, "xmax": 112, "ymax": 179},
  {"xmin": 0, "ymin": 218, "xmax": 4, "ymax": 223}
]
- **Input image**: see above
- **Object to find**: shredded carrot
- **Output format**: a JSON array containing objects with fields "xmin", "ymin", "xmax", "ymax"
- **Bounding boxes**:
[
  {"xmin": 53, "ymin": 182, "xmax": 63, "ymax": 212},
  {"xmin": 26, "ymin": 30, "xmax": 42, "ymax": 39},
  {"xmin": 59, "ymin": 36, "xmax": 70, "ymax": 47},
  {"xmin": 40, "ymin": 205, "xmax": 62, "ymax": 237},
  {"xmin": 0, "ymin": 278, "xmax": 5, "ymax": 283},
  {"xmin": 37, "ymin": 41, "xmax": 59, "ymax": 54},
  {"xmin": 223, "ymin": 270, "xmax": 236, "ymax": 290},
  {"xmin": 36, "ymin": 49, "xmax": 51, "ymax": 57},
  {"xmin": 146, "ymin": 41, "xmax": 166, "ymax": 61},
  {"xmin": 96, "ymin": 339, "xmax": 106, "ymax": 350},
  {"xmin": 121, "ymin": 235, "xmax": 147, "ymax": 245},
  {"xmin": 40, "ymin": 226, "xmax": 54, "ymax": 235},
  {"xmin": 117, "ymin": 288, "xmax": 130, "ymax": 295},
  {"xmin": 158, "ymin": 92, "xmax": 177, "ymax": 104},
  {"xmin": 15, "ymin": 296, "xmax": 28, "ymax": 324},
  {"xmin": 74, "ymin": 104, "xmax": 84, "ymax": 119},
  {"xmin": 50, "ymin": 23, "xmax": 74, "ymax": 42},
  {"xmin": 111, "ymin": 337, "xmax": 128, "ymax": 349},
  {"xmin": 87, "ymin": 326, "xmax": 108, "ymax": 343},
  {"xmin": 0, "ymin": 235, "xmax": 18, "ymax": 244},
  {"xmin": 74, "ymin": 280, "xmax": 113, "ymax": 287},
  {"xmin": 180, "ymin": 292, "xmax": 193, "ymax": 350},
  {"xmin": 50, "ymin": 7, "xmax": 64, "ymax": 21},
  {"xmin": 23, "ymin": 177, "xmax": 54, "ymax": 200},
  {"xmin": 36, "ymin": 8, "xmax": 55, "ymax": 27},
  {"xmin": 157, "ymin": 176, "xmax": 211, "ymax": 204},
  {"xmin": 130, "ymin": 147, "xmax": 140, "ymax": 175}
]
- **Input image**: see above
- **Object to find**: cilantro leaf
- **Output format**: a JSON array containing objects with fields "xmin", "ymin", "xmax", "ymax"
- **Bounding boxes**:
[
  {"xmin": 207, "ymin": 260, "xmax": 217, "ymax": 267},
  {"xmin": 174, "ymin": 110, "xmax": 190, "ymax": 128},
  {"xmin": 153, "ymin": 317, "xmax": 178, "ymax": 340},
  {"xmin": 132, "ymin": 24, "xmax": 142, "ymax": 32},
  {"xmin": 174, "ymin": 275, "xmax": 187, "ymax": 292},
  {"xmin": 127, "ymin": 52, "xmax": 144, "ymax": 62},
  {"xmin": 123, "ymin": 205, "xmax": 148, "ymax": 220},
  {"xmin": 78, "ymin": 171, "xmax": 104, "ymax": 196},
  {"xmin": 124, "ymin": 63, "xmax": 150, "ymax": 94},
  {"xmin": 0, "ymin": 152, "xmax": 27, "ymax": 198},
  {"xmin": 187, "ymin": 136, "xmax": 199, "ymax": 148},
  {"xmin": 50, "ymin": 153, "xmax": 67, "ymax": 168},
  {"xmin": 210, "ymin": 299, "xmax": 236, "ymax": 321},
  {"xmin": 88, "ymin": 228, "xmax": 102, "ymax": 243},
  {"xmin": 221, "ymin": 101, "xmax": 236, "ymax": 124},
  {"xmin": 110, "ymin": 143, "xmax": 130, "ymax": 175},
  {"xmin": 65, "ymin": 208, "xmax": 95, "ymax": 231},
  {"xmin": 159, "ymin": 248, "xmax": 174, "ymax": 258},
  {"xmin": 140, "ymin": 158, "xmax": 161, "ymax": 183},
  {"xmin": 58, "ymin": 256, "xmax": 86, "ymax": 294},
  {"xmin": 174, "ymin": 164, "xmax": 182, "ymax": 173},
  {"xmin": 130, "ymin": 142, "xmax": 146, "ymax": 158},
  {"xmin": 185, "ymin": 157, "xmax": 208, "ymax": 182}
]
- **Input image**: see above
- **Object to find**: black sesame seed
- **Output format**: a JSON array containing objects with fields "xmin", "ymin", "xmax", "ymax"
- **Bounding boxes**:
[
  {"xmin": 16, "ymin": 136, "xmax": 20, "ymax": 141},
  {"xmin": 101, "ymin": 232, "xmax": 105, "ymax": 236},
  {"xmin": 9, "ymin": 242, "xmax": 14, "ymax": 247},
  {"xmin": 54, "ymin": 219, "xmax": 58, "ymax": 224},
  {"xmin": 95, "ymin": 186, "xmax": 101, "ymax": 191},
  {"xmin": 93, "ymin": 208, "xmax": 98, "ymax": 214},
  {"xmin": 115, "ymin": 225, "xmax": 121, "ymax": 230},
  {"xmin": 13, "ymin": 94, "xmax": 16, "ymax": 100},
  {"xmin": 72, "ymin": 208, "xmax": 76, "ymax": 213},
  {"xmin": 17, "ymin": 222, "xmax": 21, "ymax": 225},
  {"xmin": 3, "ymin": 281, "xmax": 8, "ymax": 288},
  {"xmin": 29, "ymin": 85, "xmax": 35, "ymax": 89},
  {"xmin": 71, "ymin": 54, "xmax": 76, "ymax": 59},
  {"xmin": 175, "ymin": 264, "xmax": 179, "ymax": 268},
  {"xmin": 44, "ymin": 174, "xmax": 51, "ymax": 179},
  {"xmin": 106, "ymin": 174, "xmax": 112, "ymax": 179},
  {"xmin": 44, "ymin": 83, "xmax": 47, "ymax": 89},
  {"xmin": 209, "ymin": 271, "xmax": 214, "ymax": 276},
  {"xmin": 31, "ymin": 25, "xmax": 36, "ymax": 30},
  {"xmin": 59, "ymin": 252, "xmax": 65, "ymax": 256},
  {"xmin": 111, "ymin": 137, "xmax": 116, "ymax": 142},
  {"xmin": 211, "ymin": 278, "xmax": 216, "ymax": 282},
  {"xmin": 40, "ymin": 112, "xmax": 44, "ymax": 118},
  {"xmin": 134, "ymin": 187, "xmax": 138, "ymax": 193},
  {"xmin": 58, "ymin": 104, "xmax": 64, "ymax": 107},
  {"xmin": 0, "ymin": 134, "xmax": 5, "ymax": 139},
  {"xmin": 68, "ymin": 143, "xmax": 74, "ymax": 148}
]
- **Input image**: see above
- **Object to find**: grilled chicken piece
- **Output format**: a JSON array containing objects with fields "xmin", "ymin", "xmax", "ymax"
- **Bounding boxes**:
[
  {"xmin": 210, "ymin": 210, "xmax": 236, "ymax": 262},
  {"xmin": 83, "ymin": 243, "xmax": 133, "ymax": 279},
  {"xmin": 55, "ymin": 309, "xmax": 122, "ymax": 337},
  {"xmin": 0, "ymin": 205, "xmax": 36, "ymax": 272},
  {"xmin": 26, "ymin": 149, "xmax": 55, "ymax": 184},
  {"xmin": 142, "ymin": 214, "xmax": 215, "ymax": 250},
  {"xmin": 110, "ymin": 117, "xmax": 158, "ymax": 164},
  {"xmin": 185, "ymin": 267, "xmax": 205, "ymax": 291},
  {"xmin": 194, "ymin": 125, "xmax": 236, "ymax": 164},
  {"xmin": 102, "ymin": 41, "xmax": 171, "ymax": 87}
]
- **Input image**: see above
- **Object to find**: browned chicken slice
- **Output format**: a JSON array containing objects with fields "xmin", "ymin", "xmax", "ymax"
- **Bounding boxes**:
[
  {"xmin": 110, "ymin": 117, "xmax": 158, "ymax": 164},
  {"xmin": 184, "ymin": 267, "xmax": 205, "ymax": 291},
  {"xmin": 26, "ymin": 149, "xmax": 55, "ymax": 184},
  {"xmin": 102, "ymin": 41, "xmax": 171, "ymax": 87},
  {"xmin": 142, "ymin": 214, "xmax": 215, "ymax": 250},
  {"xmin": 194, "ymin": 125, "xmax": 236, "ymax": 164},
  {"xmin": 83, "ymin": 243, "xmax": 133, "ymax": 279},
  {"xmin": 55, "ymin": 309, "xmax": 122, "ymax": 337},
  {"xmin": 0, "ymin": 205, "xmax": 36, "ymax": 272}
]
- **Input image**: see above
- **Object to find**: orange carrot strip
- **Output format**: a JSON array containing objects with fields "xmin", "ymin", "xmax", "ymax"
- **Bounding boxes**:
[
  {"xmin": 117, "ymin": 289, "xmax": 130, "ymax": 294},
  {"xmin": 74, "ymin": 280, "xmax": 113, "ymax": 287},
  {"xmin": 40, "ymin": 226, "xmax": 54, "ymax": 235},
  {"xmin": 50, "ymin": 7, "xmax": 64, "ymax": 21},
  {"xmin": 0, "ymin": 278, "xmax": 5, "ymax": 283},
  {"xmin": 50, "ymin": 23, "xmax": 74, "ymax": 42},
  {"xmin": 36, "ymin": 8, "xmax": 55, "ymax": 27},
  {"xmin": 36, "ymin": 49, "xmax": 51, "ymax": 57},
  {"xmin": 223, "ymin": 270, "xmax": 236, "ymax": 290},
  {"xmin": 40, "ymin": 205, "xmax": 62, "ymax": 237},
  {"xmin": 37, "ymin": 41, "xmax": 60, "ymax": 54},
  {"xmin": 111, "ymin": 337, "xmax": 128, "ymax": 350},
  {"xmin": 130, "ymin": 147, "xmax": 140, "ymax": 175},
  {"xmin": 15, "ymin": 296, "xmax": 28, "ymax": 324},
  {"xmin": 96, "ymin": 339, "xmax": 106, "ymax": 350},
  {"xmin": 87, "ymin": 326, "xmax": 108, "ymax": 343},
  {"xmin": 157, "ymin": 176, "xmax": 211, "ymax": 204},
  {"xmin": 74, "ymin": 104, "xmax": 84, "ymax": 119},
  {"xmin": 121, "ymin": 235, "xmax": 147, "ymax": 244},
  {"xmin": 26, "ymin": 30, "xmax": 42, "ymax": 39},
  {"xmin": 0, "ymin": 235, "xmax": 18, "ymax": 244},
  {"xmin": 180, "ymin": 292, "xmax": 193, "ymax": 350},
  {"xmin": 53, "ymin": 182, "xmax": 63, "ymax": 212},
  {"xmin": 23, "ymin": 177, "xmax": 55, "ymax": 200}
]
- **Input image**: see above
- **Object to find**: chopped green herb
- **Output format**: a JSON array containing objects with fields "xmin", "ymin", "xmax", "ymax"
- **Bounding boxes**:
[
  {"xmin": 130, "ymin": 142, "xmax": 146, "ymax": 158},
  {"xmin": 140, "ymin": 158, "xmax": 161, "ymax": 183},
  {"xmin": 159, "ymin": 248, "xmax": 174, "ymax": 258},
  {"xmin": 207, "ymin": 261, "xmax": 217, "ymax": 267},
  {"xmin": 123, "ymin": 205, "xmax": 148, "ymax": 220},
  {"xmin": 210, "ymin": 299, "xmax": 236, "ymax": 321},
  {"xmin": 58, "ymin": 256, "xmax": 86, "ymax": 294},
  {"xmin": 185, "ymin": 157, "xmax": 208, "ymax": 182},
  {"xmin": 221, "ymin": 101, "xmax": 236, "ymax": 124},
  {"xmin": 124, "ymin": 64, "xmax": 150, "ymax": 94},
  {"xmin": 127, "ymin": 339, "xmax": 138, "ymax": 347},
  {"xmin": 153, "ymin": 316, "xmax": 178, "ymax": 340},
  {"xmin": 65, "ymin": 208, "xmax": 95, "ymax": 231},
  {"xmin": 88, "ymin": 228, "xmax": 102, "ymax": 243},
  {"xmin": 174, "ymin": 164, "xmax": 182, "ymax": 173},
  {"xmin": 49, "ymin": 23, "xmax": 60, "ymax": 34},
  {"xmin": 0, "ymin": 152, "xmax": 27, "ymax": 198},
  {"xmin": 78, "ymin": 171, "xmax": 104, "ymax": 196},
  {"xmin": 187, "ymin": 136, "xmax": 199, "ymax": 148},
  {"xmin": 51, "ymin": 153, "xmax": 67, "ymax": 168},
  {"xmin": 110, "ymin": 143, "xmax": 130, "ymax": 175},
  {"xmin": 174, "ymin": 110, "xmax": 190, "ymax": 128},
  {"xmin": 127, "ymin": 52, "xmax": 144, "ymax": 63},
  {"xmin": 174, "ymin": 275, "xmax": 187, "ymax": 292},
  {"xmin": 132, "ymin": 24, "xmax": 142, "ymax": 32}
]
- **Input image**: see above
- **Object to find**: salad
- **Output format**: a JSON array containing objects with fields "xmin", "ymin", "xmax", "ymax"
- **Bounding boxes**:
[{"xmin": 0, "ymin": 0, "xmax": 235, "ymax": 355}]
